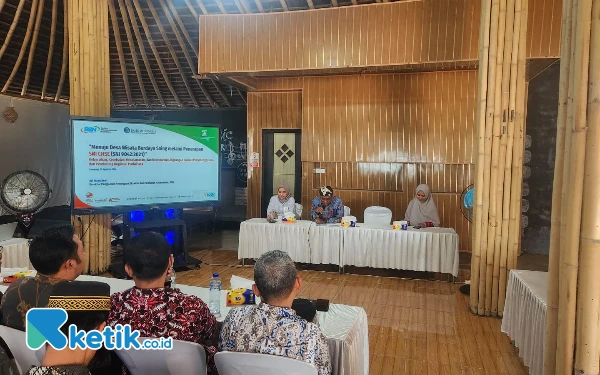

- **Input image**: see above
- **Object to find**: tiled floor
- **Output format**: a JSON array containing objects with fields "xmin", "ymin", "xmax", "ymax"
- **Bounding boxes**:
[{"xmin": 127, "ymin": 230, "xmax": 530, "ymax": 374}]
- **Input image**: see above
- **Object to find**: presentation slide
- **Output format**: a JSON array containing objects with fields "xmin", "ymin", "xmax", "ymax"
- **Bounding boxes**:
[{"xmin": 72, "ymin": 119, "xmax": 219, "ymax": 210}]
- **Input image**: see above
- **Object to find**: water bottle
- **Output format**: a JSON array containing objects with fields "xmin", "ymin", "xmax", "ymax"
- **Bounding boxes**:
[
  {"xmin": 170, "ymin": 268, "xmax": 176, "ymax": 289},
  {"xmin": 209, "ymin": 272, "xmax": 221, "ymax": 317}
]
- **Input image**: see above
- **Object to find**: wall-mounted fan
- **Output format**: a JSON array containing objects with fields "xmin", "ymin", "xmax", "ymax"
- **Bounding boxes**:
[
  {"xmin": 0, "ymin": 170, "xmax": 51, "ymax": 238},
  {"xmin": 460, "ymin": 184, "xmax": 474, "ymax": 222}
]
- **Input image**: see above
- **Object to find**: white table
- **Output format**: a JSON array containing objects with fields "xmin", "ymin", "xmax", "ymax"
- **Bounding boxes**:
[
  {"xmin": 239, "ymin": 219, "xmax": 460, "ymax": 276},
  {"xmin": 0, "ymin": 238, "xmax": 31, "ymax": 269},
  {"xmin": 238, "ymin": 219, "xmax": 343, "ymax": 264},
  {"xmin": 0, "ymin": 268, "xmax": 368, "ymax": 375},
  {"xmin": 341, "ymin": 224, "xmax": 460, "ymax": 277},
  {"xmin": 501, "ymin": 270, "xmax": 548, "ymax": 375}
]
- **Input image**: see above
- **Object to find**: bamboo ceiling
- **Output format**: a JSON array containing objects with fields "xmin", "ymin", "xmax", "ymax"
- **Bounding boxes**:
[
  {"xmin": 0, "ymin": 0, "xmax": 560, "ymax": 108},
  {"xmin": 0, "ymin": 0, "xmax": 407, "ymax": 108}
]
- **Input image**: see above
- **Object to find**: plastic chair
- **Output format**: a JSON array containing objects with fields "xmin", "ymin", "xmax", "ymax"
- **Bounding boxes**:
[
  {"xmin": 115, "ymin": 338, "xmax": 207, "ymax": 375},
  {"xmin": 343, "ymin": 206, "xmax": 351, "ymax": 216},
  {"xmin": 0, "ymin": 325, "xmax": 45, "ymax": 374},
  {"xmin": 215, "ymin": 352, "xmax": 318, "ymax": 375},
  {"xmin": 363, "ymin": 206, "xmax": 393, "ymax": 225}
]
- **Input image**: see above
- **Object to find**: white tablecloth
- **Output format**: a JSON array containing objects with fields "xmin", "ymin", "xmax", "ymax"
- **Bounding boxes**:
[
  {"xmin": 239, "ymin": 219, "xmax": 343, "ymax": 264},
  {"xmin": 239, "ymin": 219, "xmax": 460, "ymax": 276},
  {"xmin": 501, "ymin": 270, "xmax": 548, "ymax": 375},
  {"xmin": 0, "ymin": 238, "xmax": 31, "ymax": 269},
  {"xmin": 341, "ymin": 225, "xmax": 460, "ymax": 276},
  {"xmin": 0, "ymin": 268, "xmax": 368, "ymax": 375}
]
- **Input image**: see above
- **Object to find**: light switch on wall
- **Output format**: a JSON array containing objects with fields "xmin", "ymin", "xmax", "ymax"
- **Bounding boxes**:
[{"xmin": 314, "ymin": 168, "xmax": 326, "ymax": 174}]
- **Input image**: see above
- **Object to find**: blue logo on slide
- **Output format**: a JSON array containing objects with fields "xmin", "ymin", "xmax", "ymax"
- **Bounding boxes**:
[
  {"xmin": 81, "ymin": 126, "xmax": 99, "ymax": 133},
  {"xmin": 124, "ymin": 127, "xmax": 131, "ymax": 134}
]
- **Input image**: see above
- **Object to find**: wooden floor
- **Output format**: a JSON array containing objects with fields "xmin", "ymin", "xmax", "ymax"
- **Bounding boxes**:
[
  {"xmin": 170, "ymin": 250, "xmax": 529, "ymax": 374},
  {"xmin": 107, "ymin": 230, "xmax": 529, "ymax": 374}
]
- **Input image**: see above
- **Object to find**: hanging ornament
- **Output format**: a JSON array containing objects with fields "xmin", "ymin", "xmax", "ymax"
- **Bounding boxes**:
[{"xmin": 3, "ymin": 106, "xmax": 18, "ymax": 123}]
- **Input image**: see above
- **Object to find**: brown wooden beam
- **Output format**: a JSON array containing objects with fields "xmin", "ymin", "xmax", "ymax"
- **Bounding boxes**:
[
  {"xmin": 22, "ymin": 0, "xmax": 45, "ymax": 95},
  {"xmin": 108, "ymin": 0, "xmax": 132, "ymax": 105},
  {"xmin": 41, "ymin": 0, "xmax": 57, "ymax": 99},
  {"xmin": 3, "ymin": 0, "xmax": 41, "ymax": 93},
  {"xmin": 253, "ymin": 0, "xmax": 264, "ymax": 12},
  {"xmin": 123, "ymin": 0, "xmax": 165, "ymax": 106},
  {"xmin": 215, "ymin": 0, "xmax": 227, "ymax": 13},
  {"xmin": 159, "ymin": 0, "xmax": 217, "ymax": 107},
  {"xmin": 195, "ymin": 0, "xmax": 209, "ymax": 15},
  {"xmin": 117, "ymin": 0, "xmax": 147, "ymax": 106},
  {"xmin": 0, "ymin": 0, "xmax": 26, "ymax": 62},
  {"xmin": 54, "ymin": 0, "xmax": 68, "ymax": 101},
  {"xmin": 213, "ymin": 81, "xmax": 233, "ymax": 107},
  {"xmin": 167, "ymin": 1, "xmax": 198, "ymax": 54},
  {"xmin": 144, "ymin": 0, "xmax": 198, "ymax": 106}
]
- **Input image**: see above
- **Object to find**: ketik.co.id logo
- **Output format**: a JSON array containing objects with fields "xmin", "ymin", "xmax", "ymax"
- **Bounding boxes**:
[{"xmin": 26, "ymin": 308, "xmax": 173, "ymax": 351}]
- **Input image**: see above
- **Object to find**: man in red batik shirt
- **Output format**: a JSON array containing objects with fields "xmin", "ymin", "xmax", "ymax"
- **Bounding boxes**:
[{"xmin": 107, "ymin": 232, "xmax": 218, "ymax": 374}]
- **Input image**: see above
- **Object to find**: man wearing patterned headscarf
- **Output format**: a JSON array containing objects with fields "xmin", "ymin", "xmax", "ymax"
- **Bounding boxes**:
[{"xmin": 310, "ymin": 186, "xmax": 344, "ymax": 224}]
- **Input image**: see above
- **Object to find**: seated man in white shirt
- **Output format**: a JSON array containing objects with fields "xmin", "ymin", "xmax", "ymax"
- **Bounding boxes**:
[{"xmin": 218, "ymin": 250, "xmax": 331, "ymax": 375}]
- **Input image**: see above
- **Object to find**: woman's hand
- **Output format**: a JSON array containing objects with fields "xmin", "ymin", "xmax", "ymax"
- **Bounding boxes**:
[
  {"xmin": 271, "ymin": 211, "xmax": 278, "ymax": 219},
  {"xmin": 267, "ymin": 215, "xmax": 272, "ymax": 221}
]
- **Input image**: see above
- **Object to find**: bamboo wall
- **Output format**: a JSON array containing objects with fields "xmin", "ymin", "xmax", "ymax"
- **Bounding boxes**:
[
  {"xmin": 470, "ymin": 0, "xmax": 528, "ymax": 317},
  {"xmin": 247, "ymin": 71, "xmax": 477, "ymax": 252},
  {"xmin": 526, "ymin": 0, "xmax": 562, "ymax": 58},
  {"xmin": 68, "ymin": 0, "xmax": 112, "ymax": 275},
  {"xmin": 544, "ymin": 0, "xmax": 599, "ymax": 372},
  {"xmin": 199, "ymin": 0, "xmax": 481, "ymax": 74}
]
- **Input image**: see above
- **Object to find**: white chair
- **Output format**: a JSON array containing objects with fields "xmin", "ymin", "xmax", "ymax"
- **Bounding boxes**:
[
  {"xmin": 115, "ymin": 338, "xmax": 207, "ymax": 375},
  {"xmin": 0, "ymin": 325, "xmax": 45, "ymax": 374},
  {"xmin": 215, "ymin": 352, "xmax": 318, "ymax": 375},
  {"xmin": 363, "ymin": 206, "xmax": 393, "ymax": 225},
  {"xmin": 343, "ymin": 206, "xmax": 351, "ymax": 216},
  {"xmin": 295, "ymin": 203, "xmax": 303, "ymax": 218}
]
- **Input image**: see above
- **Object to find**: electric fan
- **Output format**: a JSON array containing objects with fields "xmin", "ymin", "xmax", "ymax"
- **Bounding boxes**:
[
  {"xmin": 459, "ymin": 184, "xmax": 474, "ymax": 295},
  {"xmin": 0, "ymin": 170, "xmax": 51, "ymax": 238},
  {"xmin": 460, "ymin": 184, "xmax": 474, "ymax": 222}
]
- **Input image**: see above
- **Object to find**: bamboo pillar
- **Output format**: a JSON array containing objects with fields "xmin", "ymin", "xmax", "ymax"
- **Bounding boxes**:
[
  {"xmin": 68, "ymin": 0, "xmax": 112, "ymax": 275},
  {"xmin": 470, "ymin": 0, "xmax": 528, "ymax": 317},
  {"xmin": 574, "ymin": 2, "xmax": 600, "ymax": 370},
  {"xmin": 543, "ymin": 0, "xmax": 600, "ymax": 372}
]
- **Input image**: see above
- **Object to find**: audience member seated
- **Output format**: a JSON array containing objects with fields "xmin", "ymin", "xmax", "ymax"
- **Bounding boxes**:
[
  {"xmin": 107, "ymin": 232, "xmax": 219, "ymax": 374},
  {"xmin": 219, "ymin": 250, "xmax": 331, "ymax": 375},
  {"xmin": 266, "ymin": 183, "xmax": 297, "ymax": 221},
  {"xmin": 404, "ymin": 184, "xmax": 441, "ymax": 227},
  {"xmin": 27, "ymin": 281, "xmax": 111, "ymax": 375},
  {"xmin": 1, "ymin": 225, "xmax": 85, "ymax": 330},
  {"xmin": 310, "ymin": 186, "xmax": 344, "ymax": 224}
]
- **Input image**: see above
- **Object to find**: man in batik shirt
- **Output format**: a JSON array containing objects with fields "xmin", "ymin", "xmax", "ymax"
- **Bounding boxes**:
[
  {"xmin": 1, "ymin": 226, "xmax": 86, "ymax": 330},
  {"xmin": 310, "ymin": 186, "xmax": 344, "ymax": 224},
  {"xmin": 107, "ymin": 232, "xmax": 218, "ymax": 374},
  {"xmin": 219, "ymin": 250, "xmax": 331, "ymax": 375}
]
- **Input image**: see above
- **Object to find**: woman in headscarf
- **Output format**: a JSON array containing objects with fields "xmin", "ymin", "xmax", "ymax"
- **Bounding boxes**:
[
  {"xmin": 266, "ymin": 183, "xmax": 296, "ymax": 221},
  {"xmin": 404, "ymin": 184, "xmax": 441, "ymax": 227}
]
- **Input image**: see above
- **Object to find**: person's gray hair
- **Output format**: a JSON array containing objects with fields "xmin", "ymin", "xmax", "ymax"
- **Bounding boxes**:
[{"xmin": 254, "ymin": 250, "xmax": 297, "ymax": 303}]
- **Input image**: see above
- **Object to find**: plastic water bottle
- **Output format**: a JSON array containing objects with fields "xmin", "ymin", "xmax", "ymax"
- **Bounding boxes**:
[
  {"xmin": 170, "ymin": 268, "xmax": 176, "ymax": 289},
  {"xmin": 209, "ymin": 272, "xmax": 221, "ymax": 317}
]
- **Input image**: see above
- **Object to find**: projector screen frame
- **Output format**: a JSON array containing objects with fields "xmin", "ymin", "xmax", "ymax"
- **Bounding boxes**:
[{"xmin": 70, "ymin": 116, "xmax": 222, "ymax": 214}]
